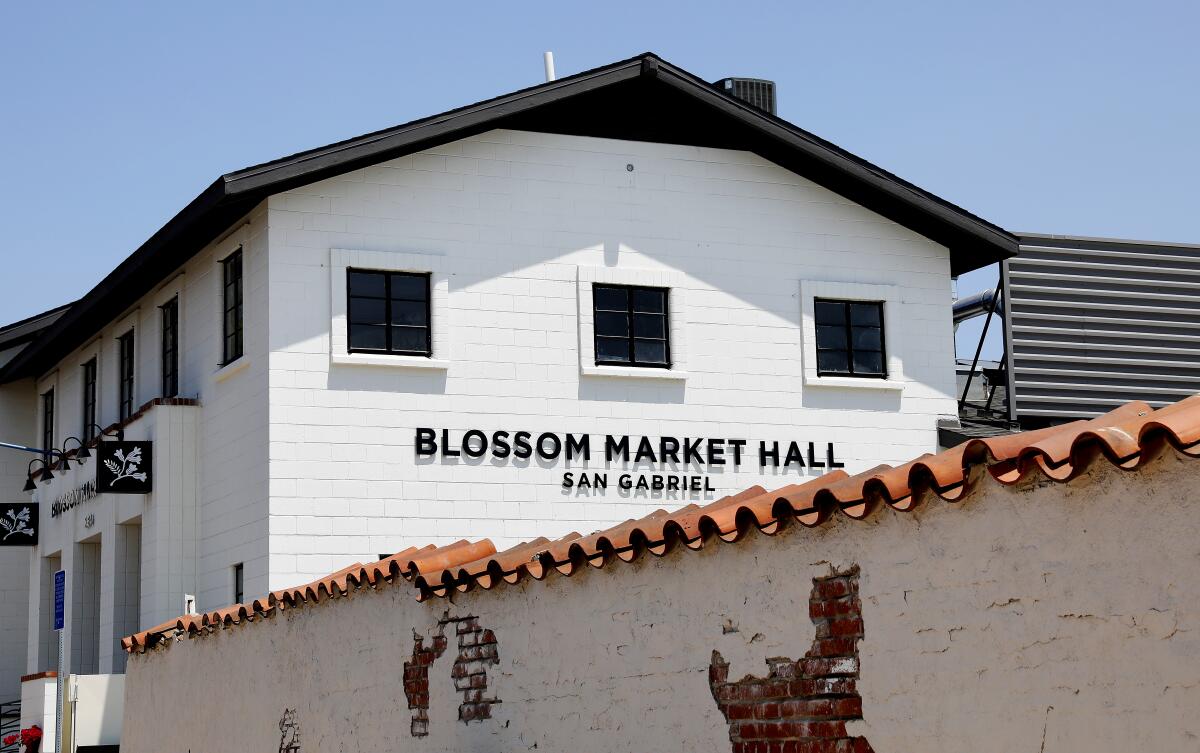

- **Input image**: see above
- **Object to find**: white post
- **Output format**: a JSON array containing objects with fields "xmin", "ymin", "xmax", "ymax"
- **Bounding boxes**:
[
  {"xmin": 68, "ymin": 681, "xmax": 78, "ymax": 753},
  {"xmin": 543, "ymin": 51, "xmax": 556, "ymax": 82},
  {"xmin": 55, "ymin": 632, "xmax": 63, "ymax": 753},
  {"xmin": 53, "ymin": 568, "xmax": 65, "ymax": 753}
]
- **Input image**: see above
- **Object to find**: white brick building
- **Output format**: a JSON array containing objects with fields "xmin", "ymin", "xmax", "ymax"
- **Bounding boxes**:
[{"xmin": 0, "ymin": 53, "xmax": 1015, "ymax": 717}]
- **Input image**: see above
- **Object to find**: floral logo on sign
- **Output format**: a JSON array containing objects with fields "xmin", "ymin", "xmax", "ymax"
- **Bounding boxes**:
[
  {"xmin": 104, "ymin": 446, "xmax": 147, "ymax": 486},
  {"xmin": 1, "ymin": 506, "xmax": 35, "ymax": 540}
]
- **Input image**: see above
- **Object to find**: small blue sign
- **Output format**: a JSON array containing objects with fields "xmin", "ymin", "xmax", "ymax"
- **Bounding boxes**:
[{"xmin": 53, "ymin": 569, "xmax": 65, "ymax": 631}]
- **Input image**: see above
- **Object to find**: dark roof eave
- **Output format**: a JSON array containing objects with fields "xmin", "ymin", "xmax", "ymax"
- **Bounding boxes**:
[
  {"xmin": 1, "ymin": 52, "xmax": 1016, "ymax": 382},
  {"xmin": 223, "ymin": 58, "xmax": 647, "ymax": 197},
  {"xmin": 220, "ymin": 54, "xmax": 1015, "ymax": 269},
  {"xmin": 646, "ymin": 60, "xmax": 1016, "ymax": 269},
  {"xmin": 0, "ymin": 301, "xmax": 75, "ymax": 351},
  {"xmin": 218, "ymin": 54, "xmax": 1015, "ymax": 266},
  {"xmin": 0, "ymin": 177, "xmax": 240, "ymax": 382}
]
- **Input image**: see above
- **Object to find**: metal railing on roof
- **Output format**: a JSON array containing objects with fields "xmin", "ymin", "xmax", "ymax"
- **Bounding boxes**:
[{"xmin": 957, "ymin": 279, "xmax": 1010, "ymax": 421}]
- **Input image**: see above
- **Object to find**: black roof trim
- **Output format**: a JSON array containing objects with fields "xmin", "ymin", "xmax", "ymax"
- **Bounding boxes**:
[
  {"xmin": 0, "ymin": 52, "xmax": 1016, "ymax": 382},
  {"xmin": 0, "ymin": 302, "xmax": 73, "ymax": 351},
  {"xmin": 649, "ymin": 57, "xmax": 1014, "ymax": 258}
]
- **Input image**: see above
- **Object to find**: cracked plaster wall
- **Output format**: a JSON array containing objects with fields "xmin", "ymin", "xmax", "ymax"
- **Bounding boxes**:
[{"xmin": 121, "ymin": 449, "xmax": 1199, "ymax": 752}]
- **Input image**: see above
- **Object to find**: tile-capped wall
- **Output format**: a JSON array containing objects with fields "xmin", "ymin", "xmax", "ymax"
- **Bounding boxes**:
[{"xmin": 120, "ymin": 450, "xmax": 1200, "ymax": 752}]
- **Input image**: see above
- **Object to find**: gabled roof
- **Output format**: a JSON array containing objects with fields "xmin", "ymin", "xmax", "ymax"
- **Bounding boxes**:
[
  {"xmin": 0, "ymin": 302, "xmax": 73, "ymax": 371},
  {"xmin": 2, "ymin": 52, "xmax": 1017, "ymax": 383},
  {"xmin": 0, "ymin": 302, "xmax": 72, "ymax": 351},
  {"xmin": 123, "ymin": 393, "xmax": 1200, "ymax": 654}
]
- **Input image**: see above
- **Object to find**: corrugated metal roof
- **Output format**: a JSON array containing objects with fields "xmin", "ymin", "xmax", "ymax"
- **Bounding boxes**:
[{"xmin": 1007, "ymin": 235, "xmax": 1200, "ymax": 420}]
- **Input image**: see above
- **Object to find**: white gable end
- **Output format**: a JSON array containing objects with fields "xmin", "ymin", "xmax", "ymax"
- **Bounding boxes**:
[{"xmin": 264, "ymin": 129, "xmax": 957, "ymax": 588}]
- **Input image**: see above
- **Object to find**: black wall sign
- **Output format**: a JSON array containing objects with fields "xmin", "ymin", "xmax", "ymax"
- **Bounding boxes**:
[
  {"xmin": 416, "ymin": 428, "xmax": 844, "ymax": 470},
  {"xmin": 0, "ymin": 503, "xmax": 38, "ymax": 546},
  {"xmin": 96, "ymin": 441, "xmax": 153, "ymax": 494},
  {"xmin": 416, "ymin": 428, "xmax": 845, "ymax": 495}
]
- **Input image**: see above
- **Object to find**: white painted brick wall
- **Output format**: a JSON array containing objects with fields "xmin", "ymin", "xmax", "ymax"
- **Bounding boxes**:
[
  {"xmin": 12, "ymin": 203, "xmax": 272, "ymax": 684},
  {"xmin": 0, "ymin": 381, "xmax": 35, "ymax": 698},
  {"xmin": 5, "ymin": 126, "xmax": 965, "ymax": 659},
  {"xmin": 0, "ymin": 549, "xmax": 30, "ymax": 699},
  {"xmin": 265, "ymin": 129, "xmax": 959, "ymax": 588}
]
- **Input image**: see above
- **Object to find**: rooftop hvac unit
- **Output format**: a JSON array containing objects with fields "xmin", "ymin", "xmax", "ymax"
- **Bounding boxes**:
[{"xmin": 714, "ymin": 77, "xmax": 777, "ymax": 115}]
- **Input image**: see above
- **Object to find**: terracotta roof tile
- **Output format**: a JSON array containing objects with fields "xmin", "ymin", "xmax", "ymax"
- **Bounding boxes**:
[
  {"xmin": 123, "ymin": 394, "xmax": 1200, "ymax": 653},
  {"xmin": 400, "ymin": 539, "xmax": 498, "ymax": 579}
]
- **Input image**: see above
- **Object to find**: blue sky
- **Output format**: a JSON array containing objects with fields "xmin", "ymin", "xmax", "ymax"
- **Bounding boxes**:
[{"xmin": 2, "ymin": 1, "xmax": 1196, "ymax": 360}]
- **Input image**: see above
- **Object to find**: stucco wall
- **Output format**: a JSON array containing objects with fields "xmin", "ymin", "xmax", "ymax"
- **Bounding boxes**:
[
  {"xmin": 265, "ymin": 128, "xmax": 959, "ymax": 588},
  {"xmin": 121, "ymin": 449, "xmax": 1199, "ymax": 752}
]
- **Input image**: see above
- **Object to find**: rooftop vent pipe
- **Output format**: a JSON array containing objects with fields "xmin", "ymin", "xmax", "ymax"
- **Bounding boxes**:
[{"xmin": 544, "ymin": 52, "xmax": 556, "ymax": 82}]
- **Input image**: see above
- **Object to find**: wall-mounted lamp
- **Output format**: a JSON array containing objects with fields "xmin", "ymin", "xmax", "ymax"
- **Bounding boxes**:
[
  {"xmin": 60, "ymin": 436, "xmax": 88, "ymax": 468},
  {"xmin": 3, "ymin": 432, "xmax": 123, "ymax": 493},
  {"xmin": 66, "ymin": 436, "xmax": 91, "ymax": 461},
  {"xmin": 23, "ymin": 458, "xmax": 52, "ymax": 492}
]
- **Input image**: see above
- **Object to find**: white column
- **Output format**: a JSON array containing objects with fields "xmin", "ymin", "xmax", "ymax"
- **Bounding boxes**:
[
  {"xmin": 0, "ymin": 548, "xmax": 32, "ymax": 699},
  {"xmin": 26, "ymin": 552, "xmax": 58, "ymax": 676},
  {"xmin": 98, "ymin": 524, "xmax": 118, "ymax": 673},
  {"xmin": 139, "ymin": 405, "xmax": 198, "ymax": 628},
  {"xmin": 68, "ymin": 541, "xmax": 100, "ymax": 675}
]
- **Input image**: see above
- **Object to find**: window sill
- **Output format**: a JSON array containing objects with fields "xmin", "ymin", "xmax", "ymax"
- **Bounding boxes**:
[
  {"xmin": 213, "ymin": 357, "xmax": 250, "ymax": 383},
  {"xmin": 580, "ymin": 365, "xmax": 689, "ymax": 381},
  {"xmin": 331, "ymin": 353, "xmax": 449, "ymax": 370},
  {"xmin": 804, "ymin": 375, "xmax": 905, "ymax": 391}
]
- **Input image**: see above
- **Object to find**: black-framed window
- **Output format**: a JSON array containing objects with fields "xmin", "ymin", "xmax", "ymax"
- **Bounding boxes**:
[
  {"xmin": 41, "ymin": 389, "xmax": 54, "ymax": 464},
  {"xmin": 593, "ymin": 284, "xmax": 670, "ymax": 367},
  {"xmin": 160, "ymin": 297, "xmax": 179, "ymax": 397},
  {"xmin": 118, "ymin": 330, "xmax": 135, "ymax": 421},
  {"xmin": 81, "ymin": 359, "xmax": 97, "ymax": 442},
  {"xmin": 814, "ymin": 299, "xmax": 886, "ymax": 378},
  {"xmin": 221, "ymin": 249, "xmax": 244, "ymax": 365},
  {"xmin": 233, "ymin": 563, "xmax": 244, "ymax": 604},
  {"xmin": 346, "ymin": 269, "xmax": 432, "ymax": 356}
]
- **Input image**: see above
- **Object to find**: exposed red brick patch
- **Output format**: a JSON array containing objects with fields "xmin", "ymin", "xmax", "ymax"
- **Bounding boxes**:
[
  {"xmin": 403, "ymin": 627, "xmax": 448, "ymax": 737},
  {"xmin": 710, "ymin": 566, "xmax": 873, "ymax": 752},
  {"xmin": 450, "ymin": 615, "xmax": 501, "ymax": 723},
  {"xmin": 404, "ymin": 613, "xmax": 501, "ymax": 737}
]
